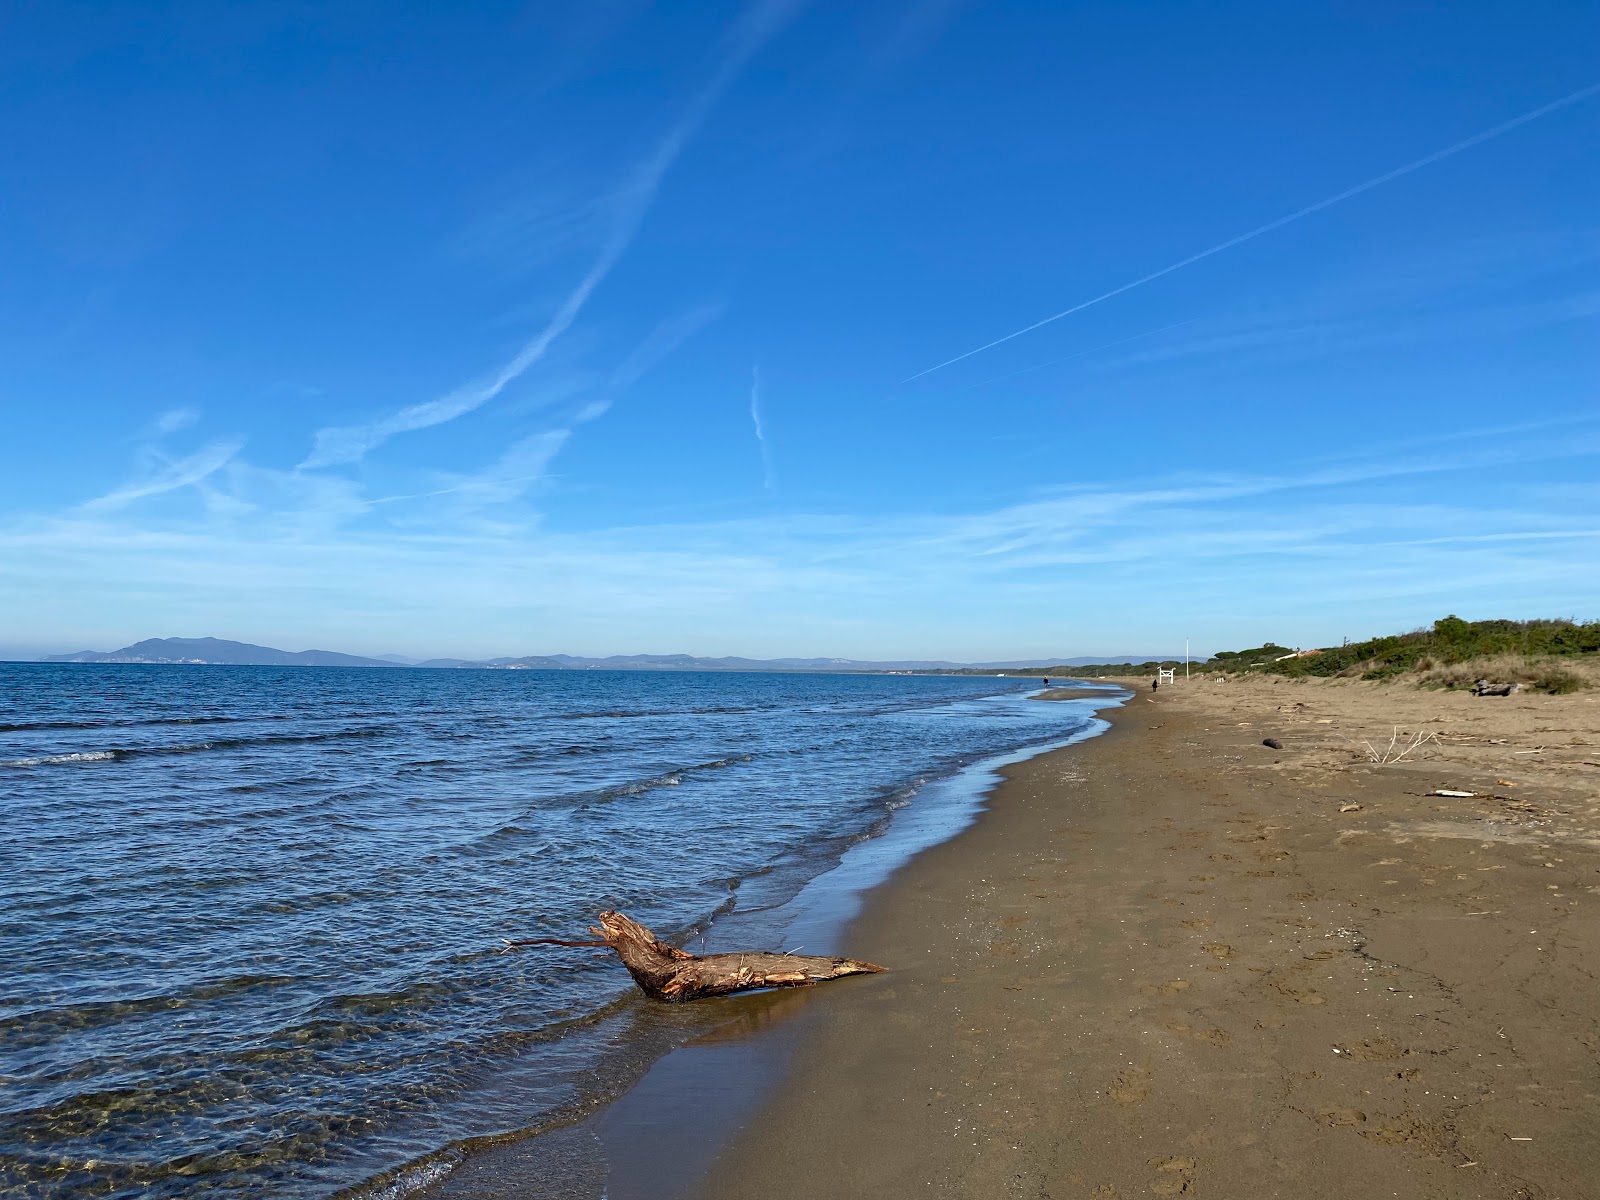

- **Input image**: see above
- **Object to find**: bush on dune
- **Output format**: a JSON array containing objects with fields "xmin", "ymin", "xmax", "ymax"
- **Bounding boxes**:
[
  {"xmin": 1415, "ymin": 652, "xmax": 1596, "ymax": 694},
  {"xmin": 1267, "ymin": 616, "xmax": 1599, "ymax": 688},
  {"xmin": 945, "ymin": 616, "xmax": 1597, "ymax": 691}
]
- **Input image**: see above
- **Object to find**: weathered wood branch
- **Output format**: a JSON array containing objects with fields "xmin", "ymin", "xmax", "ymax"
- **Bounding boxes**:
[
  {"xmin": 1471, "ymin": 678, "xmax": 1521, "ymax": 697},
  {"xmin": 504, "ymin": 910, "xmax": 886, "ymax": 1003},
  {"xmin": 499, "ymin": 937, "xmax": 613, "ymax": 952}
]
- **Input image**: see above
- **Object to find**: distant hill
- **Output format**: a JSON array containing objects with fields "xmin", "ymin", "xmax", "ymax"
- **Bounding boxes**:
[
  {"xmin": 45, "ymin": 637, "xmax": 399, "ymax": 668},
  {"xmin": 38, "ymin": 637, "xmax": 1200, "ymax": 672},
  {"xmin": 435, "ymin": 652, "xmax": 1199, "ymax": 671}
]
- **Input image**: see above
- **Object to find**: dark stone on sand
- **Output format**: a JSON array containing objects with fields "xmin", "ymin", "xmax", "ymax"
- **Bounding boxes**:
[{"xmin": 1262, "ymin": 737, "xmax": 1283, "ymax": 749}]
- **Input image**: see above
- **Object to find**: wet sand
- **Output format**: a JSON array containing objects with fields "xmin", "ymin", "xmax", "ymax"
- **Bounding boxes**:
[{"xmin": 697, "ymin": 677, "xmax": 1600, "ymax": 1198}]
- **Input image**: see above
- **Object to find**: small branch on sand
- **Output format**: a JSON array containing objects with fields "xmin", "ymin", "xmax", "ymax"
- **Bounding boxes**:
[
  {"xmin": 500, "ymin": 910, "xmax": 886, "ymax": 1002},
  {"xmin": 1359, "ymin": 727, "xmax": 1439, "ymax": 764}
]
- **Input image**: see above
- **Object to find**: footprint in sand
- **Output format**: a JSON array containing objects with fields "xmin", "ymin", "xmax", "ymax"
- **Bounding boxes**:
[
  {"xmin": 1360, "ymin": 1116, "xmax": 1434, "ymax": 1146},
  {"xmin": 1201, "ymin": 943, "xmax": 1235, "ymax": 959},
  {"xmin": 1150, "ymin": 1156, "xmax": 1197, "ymax": 1196},
  {"xmin": 1166, "ymin": 1022, "xmax": 1233, "ymax": 1046},
  {"xmin": 1143, "ymin": 978, "xmax": 1192, "ymax": 997},
  {"xmin": 1107, "ymin": 1065, "xmax": 1152, "ymax": 1105},
  {"xmin": 1268, "ymin": 979, "xmax": 1327, "ymax": 1005},
  {"xmin": 1333, "ymin": 1036, "xmax": 1410, "ymax": 1061},
  {"xmin": 1316, "ymin": 1107, "xmax": 1367, "ymax": 1128},
  {"xmin": 1180, "ymin": 918, "xmax": 1213, "ymax": 930}
]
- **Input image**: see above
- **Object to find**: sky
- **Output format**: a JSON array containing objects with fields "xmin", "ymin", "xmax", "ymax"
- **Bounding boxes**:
[{"xmin": 1, "ymin": 0, "xmax": 1597, "ymax": 662}]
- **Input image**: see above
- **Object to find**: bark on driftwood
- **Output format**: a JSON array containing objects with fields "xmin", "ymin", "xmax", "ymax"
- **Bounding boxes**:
[{"xmin": 503, "ymin": 910, "xmax": 885, "ymax": 1003}]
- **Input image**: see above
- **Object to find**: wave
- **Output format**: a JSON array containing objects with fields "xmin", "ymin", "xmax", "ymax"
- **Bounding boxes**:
[
  {"xmin": 2, "ymin": 750, "xmax": 119, "ymax": 766},
  {"xmin": 592, "ymin": 753, "xmax": 755, "ymax": 801},
  {"xmin": 546, "ymin": 705, "xmax": 761, "ymax": 721},
  {"xmin": 547, "ymin": 709, "xmax": 655, "ymax": 720},
  {"xmin": 0, "ymin": 714, "xmax": 291, "ymax": 733},
  {"xmin": 2, "ymin": 726, "xmax": 390, "ymax": 768},
  {"xmin": 3, "ymin": 974, "xmax": 305, "ymax": 1044},
  {"xmin": 449, "ymin": 753, "xmax": 761, "ymax": 852}
]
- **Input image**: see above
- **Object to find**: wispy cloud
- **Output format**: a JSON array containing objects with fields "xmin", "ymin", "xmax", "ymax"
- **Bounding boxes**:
[
  {"xmin": 1092, "ymin": 291, "xmax": 1600, "ymax": 375},
  {"xmin": 369, "ymin": 306, "xmax": 721, "ymax": 512},
  {"xmin": 960, "ymin": 230, "xmax": 1600, "ymax": 390},
  {"xmin": 151, "ymin": 407, "xmax": 199, "ymax": 435},
  {"xmin": 19, "ymin": 415, "xmax": 1594, "ymax": 658},
  {"xmin": 80, "ymin": 439, "xmax": 244, "ymax": 512},
  {"xmin": 749, "ymin": 366, "xmax": 777, "ymax": 491},
  {"xmin": 901, "ymin": 81, "xmax": 1600, "ymax": 383},
  {"xmin": 449, "ymin": 430, "xmax": 574, "ymax": 508},
  {"xmin": 301, "ymin": 0, "xmax": 802, "ymax": 471},
  {"xmin": 584, "ymin": 302, "xmax": 725, "ymax": 424}
]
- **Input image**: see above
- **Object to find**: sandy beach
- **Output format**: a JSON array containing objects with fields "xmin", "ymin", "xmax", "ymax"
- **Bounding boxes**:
[{"xmin": 697, "ymin": 677, "xmax": 1600, "ymax": 1199}]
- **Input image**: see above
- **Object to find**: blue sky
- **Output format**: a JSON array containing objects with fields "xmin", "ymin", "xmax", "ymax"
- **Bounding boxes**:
[{"xmin": 2, "ymin": 1, "xmax": 1596, "ymax": 661}]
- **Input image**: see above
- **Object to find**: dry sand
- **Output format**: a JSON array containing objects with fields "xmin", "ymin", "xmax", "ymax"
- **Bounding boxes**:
[{"xmin": 696, "ymin": 676, "xmax": 1600, "ymax": 1199}]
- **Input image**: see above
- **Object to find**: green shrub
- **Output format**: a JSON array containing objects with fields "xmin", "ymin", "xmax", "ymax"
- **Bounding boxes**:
[
  {"xmin": 1535, "ymin": 669, "xmax": 1584, "ymax": 695},
  {"xmin": 1253, "ymin": 617, "xmax": 1599, "ymax": 681}
]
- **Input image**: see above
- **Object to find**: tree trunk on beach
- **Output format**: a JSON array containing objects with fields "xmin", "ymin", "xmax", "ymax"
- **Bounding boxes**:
[{"xmin": 504, "ymin": 910, "xmax": 886, "ymax": 1003}]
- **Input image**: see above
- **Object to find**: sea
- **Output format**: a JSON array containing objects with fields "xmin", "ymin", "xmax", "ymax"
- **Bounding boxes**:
[{"xmin": 0, "ymin": 664, "xmax": 1120, "ymax": 1198}]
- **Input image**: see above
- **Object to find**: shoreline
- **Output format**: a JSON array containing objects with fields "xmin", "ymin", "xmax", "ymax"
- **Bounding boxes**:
[
  {"xmin": 398, "ymin": 686, "xmax": 1130, "ymax": 1199},
  {"xmin": 697, "ymin": 676, "xmax": 1600, "ymax": 1198}
]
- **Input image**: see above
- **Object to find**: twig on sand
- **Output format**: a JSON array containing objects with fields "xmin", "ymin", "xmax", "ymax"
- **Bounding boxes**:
[{"xmin": 1360, "ymin": 727, "xmax": 1439, "ymax": 764}]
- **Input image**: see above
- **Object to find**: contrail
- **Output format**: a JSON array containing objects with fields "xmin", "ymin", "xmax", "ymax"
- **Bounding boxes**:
[
  {"xmin": 750, "ymin": 366, "xmax": 777, "ymax": 491},
  {"xmin": 301, "ymin": 0, "xmax": 803, "ymax": 469},
  {"xmin": 901, "ymin": 81, "xmax": 1600, "ymax": 384},
  {"xmin": 960, "ymin": 318, "xmax": 1199, "ymax": 391}
]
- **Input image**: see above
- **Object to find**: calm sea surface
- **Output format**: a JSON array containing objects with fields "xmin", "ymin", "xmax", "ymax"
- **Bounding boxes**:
[{"xmin": 0, "ymin": 665, "xmax": 1108, "ymax": 1198}]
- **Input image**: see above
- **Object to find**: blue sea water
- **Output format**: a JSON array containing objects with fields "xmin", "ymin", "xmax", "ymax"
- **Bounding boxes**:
[{"xmin": 0, "ymin": 665, "xmax": 1112, "ymax": 1198}]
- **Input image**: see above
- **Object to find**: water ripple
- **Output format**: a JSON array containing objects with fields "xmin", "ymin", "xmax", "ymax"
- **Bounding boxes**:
[{"xmin": 0, "ymin": 663, "xmax": 1106, "ymax": 1198}]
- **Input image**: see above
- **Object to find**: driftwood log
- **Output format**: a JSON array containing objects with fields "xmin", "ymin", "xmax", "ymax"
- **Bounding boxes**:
[
  {"xmin": 502, "ymin": 910, "xmax": 885, "ymax": 1003},
  {"xmin": 1471, "ymin": 679, "xmax": 1521, "ymax": 697}
]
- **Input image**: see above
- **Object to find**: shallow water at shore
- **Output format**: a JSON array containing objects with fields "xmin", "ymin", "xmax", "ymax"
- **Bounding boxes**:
[
  {"xmin": 404, "ymin": 707, "xmax": 1123, "ymax": 1200},
  {"xmin": 0, "ymin": 665, "xmax": 1112, "ymax": 1198}
]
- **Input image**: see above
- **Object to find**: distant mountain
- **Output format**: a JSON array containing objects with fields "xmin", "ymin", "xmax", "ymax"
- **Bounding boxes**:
[
  {"xmin": 439, "ymin": 653, "xmax": 966, "ymax": 671},
  {"xmin": 434, "ymin": 652, "xmax": 1201, "ymax": 671},
  {"xmin": 1022, "ymin": 655, "xmax": 1200, "ymax": 667},
  {"xmin": 448, "ymin": 655, "xmax": 568, "ymax": 670},
  {"xmin": 39, "ymin": 637, "xmax": 1201, "ymax": 672},
  {"xmin": 45, "ymin": 637, "xmax": 399, "ymax": 668}
]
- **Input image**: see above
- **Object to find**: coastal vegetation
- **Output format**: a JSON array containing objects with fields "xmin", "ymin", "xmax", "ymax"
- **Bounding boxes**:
[
  {"xmin": 976, "ymin": 617, "xmax": 1600, "ymax": 692},
  {"xmin": 1258, "ymin": 616, "xmax": 1599, "ymax": 690}
]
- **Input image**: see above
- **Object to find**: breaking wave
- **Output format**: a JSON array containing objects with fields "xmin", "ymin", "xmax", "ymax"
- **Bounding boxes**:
[{"xmin": 3, "ymin": 727, "xmax": 389, "ymax": 768}]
